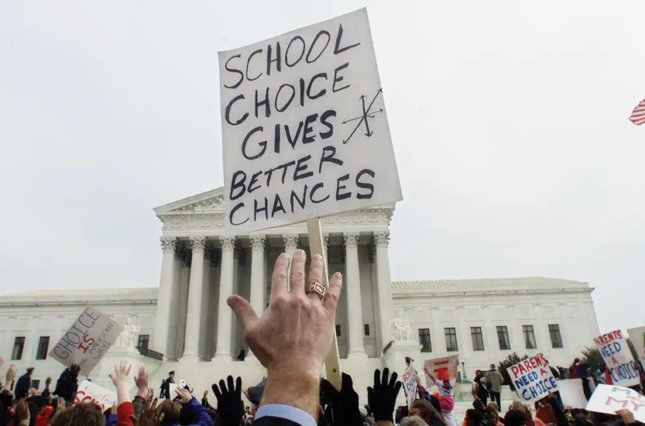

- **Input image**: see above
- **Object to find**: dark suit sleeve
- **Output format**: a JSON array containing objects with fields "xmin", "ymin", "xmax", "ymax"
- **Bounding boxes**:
[{"xmin": 253, "ymin": 417, "xmax": 302, "ymax": 425}]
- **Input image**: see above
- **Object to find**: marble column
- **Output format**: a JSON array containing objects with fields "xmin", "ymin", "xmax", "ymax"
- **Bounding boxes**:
[
  {"xmin": 283, "ymin": 234, "xmax": 299, "ymax": 256},
  {"xmin": 152, "ymin": 237, "xmax": 177, "ymax": 358},
  {"xmin": 249, "ymin": 235, "xmax": 266, "ymax": 315},
  {"xmin": 215, "ymin": 236, "xmax": 235, "ymax": 359},
  {"xmin": 344, "ymin": 232, "xmax": 366, "ymax": 358},
  {"xmin": 374, "ymin": 231, "xmax": 395, "ymax": 354},
  {"xmin": 181, "ymin": 236, "xmax": 207, "ymax": 360}
]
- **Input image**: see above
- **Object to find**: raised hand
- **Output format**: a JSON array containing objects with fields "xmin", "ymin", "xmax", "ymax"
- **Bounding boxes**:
[
  {"xmin": 5, "ymin": 364, "xmax": 16, "ymax": 385},
  {"xmin": 134, "ymin": 367, "xmax": 149, "ymax": 398},
  {"xmin": 320, "ymin": 373, "xmax": 363, "ymax": 425},
  {"xmin": 616, "ymin": 409, "xmax": 636, "ymax": 425},
  {"xmin": 175, "ymin": 387, "xmax": 192, "ymax": 405},
  {"xmin": 367, "ymin": 368, "xmax": 402, "ymax": 423},
  {"xmin": 212, "ymin": 376, "xmax": 244, "ymax": 426},
  {"xmin": 109, "ymin": 361, "xmax": 133, "ymax": 404},
  {"xmin": 227, "ymin": 250, "xmax": 343, "ymax": 418},
  {"xmin": 16, "ymin": 399, "xmax": 29, "ymax": 423}
]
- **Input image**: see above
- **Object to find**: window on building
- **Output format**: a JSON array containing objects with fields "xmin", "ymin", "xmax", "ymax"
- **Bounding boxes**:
[
  {"xmin": 445, "ymin": 328, "xmax": 458, "ymax": 352},
  {"xmin": 36, "ymin": 336, "xmax": 50, "ymax": 360},
  {"xmin": 364, "ymin": 324, "xmax": 370, "ymax": 336},
  {"xmin": 548, "ymin": 324, "xmax": 563, "ymax": 348},
  {"xmin": 418, "ymin": 328, "xmax": 432, "ymax": 352},
  {"xmin": 335, "ymin": 325, "xmax": 341, "ymax": 337},
  {"xmin": 11, "ymin": 337, "xmax": 25, "ymax": 360},
  {"xmin": 497, "ymin": 326, "xmax": 511, "ymax": 350},
  {"xmin": 471, "ymin": 327, "xmax": 485, "ymax": 351},
  {"xmin": 137, "ymin": 334, "xmax": 150, "ymax": 351},
  {"xmin": 523, "ymin": 325, "xmax": 537, "ymax": 349},
  {"xmin": 31, "ymin": 380, "xmax": 40, "ymax": 390}
]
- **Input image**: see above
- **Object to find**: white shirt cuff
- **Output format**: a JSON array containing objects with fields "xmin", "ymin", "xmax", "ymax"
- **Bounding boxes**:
[{"xmin": 255, "ymin": 404, "xmax": 317, "ymax": 426}]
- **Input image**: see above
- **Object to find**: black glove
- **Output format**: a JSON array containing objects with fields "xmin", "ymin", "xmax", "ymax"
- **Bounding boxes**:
[
  {"xmin": 212, "ymin": 376, "xmax": 244, "ymax": 426},
  {"xmin": 320, "ymin": 373, "xmax": 363, "ymax": 426},
  {"xmin": 367, "ymin": 368, "xmax": 401, "ymax": 423}
]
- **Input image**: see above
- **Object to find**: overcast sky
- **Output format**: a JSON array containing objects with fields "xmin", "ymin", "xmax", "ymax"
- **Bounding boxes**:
[{"xmin": 1, "ymin": 0, "xmax": 644, "ymax": 333}]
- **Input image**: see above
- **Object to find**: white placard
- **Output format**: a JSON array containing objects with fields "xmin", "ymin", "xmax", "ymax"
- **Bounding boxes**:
[
  {"xmin": 168, "ymin": 383, "xmax": 179, "ymax": 400},
  {"xmin": 558, "ymin": 379, "xmax": 588, "ymax": 409},
  {"xmin": 219, "ymin": 8, "xmax": 402, "ymax": 233},
  {"xmin": 401, "ymin": 365, "xmax": 417, "ymax": 407},
  {"xmin": 586, "ymin": 384, "xmax": 645, "ymax": 422},
  {"xmin": 423, "ymin": 354, "xmax": 460, "ymax": 387},
  {"xmin": 594, "ymin": 330, "xmax": 640, "ymax": 387},
  {"xmin": 74, "ymin": 380, "xmax": 117, "ymax": 412},
  {"xmin": 49, "ymin": 307, "xmax": 124, "ymax": 376},
  {"xmin": 506, "ymin": 353, "xmax": 558, "ymax": 404},
  {"xmin": 628, "ymin": 326, "xmax": 645, "ymax": 367}
]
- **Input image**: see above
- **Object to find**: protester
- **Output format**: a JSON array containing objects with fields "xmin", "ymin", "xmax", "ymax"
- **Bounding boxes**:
[
  {"xmin": 14, "ymin": 368, "xmax": 34, "ymax": 400},
  {"xmin": 408, "ymin": 399, "xmax": 445, "ymax": 426},
  {"xmin": 571, "ymin": 358, "xmax": 592, "ymax": 400},
  {"xmin": 160, "ymin": 371, "xmax": 176, "ymax": 400},
  {"xmin": 53, "ymin": 364, "xmax": 81, "ymax": 403},
  {"xmin": 484, "ymin": 365, "xmax": 503, "ymax": 412},
  {"xmin": 472, "ymin": 370, "xmax": 489, "ymax": 405}
]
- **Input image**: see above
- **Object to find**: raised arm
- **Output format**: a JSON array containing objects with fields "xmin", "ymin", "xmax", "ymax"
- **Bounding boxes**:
[{"xmin": 228, "ymin": 250, "xmax": 343, "ymax": 424}]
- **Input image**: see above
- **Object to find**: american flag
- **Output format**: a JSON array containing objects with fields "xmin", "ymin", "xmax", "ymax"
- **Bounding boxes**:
[{"xmin": 629, "ymin": 98, "xmax": 645, "ymax": 125}]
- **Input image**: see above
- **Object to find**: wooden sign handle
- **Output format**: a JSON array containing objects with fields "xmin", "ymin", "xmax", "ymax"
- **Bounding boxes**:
[{"xmin": 306, "ymin": 218, "xmax": 342, "ymax": 391}]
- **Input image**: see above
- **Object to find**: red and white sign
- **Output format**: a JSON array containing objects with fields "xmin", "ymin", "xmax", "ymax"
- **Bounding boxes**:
[
  {"xmin": 401, "ymin": 365, "xmax": 417, "ymax": 407},
  {"xmin": 423, "ymin": 354, "xmax": 459, "ymax": 387},
  {"xmin": 594, "ymin": 330, "xmax": 639, "ymax": 387},
  {"xmin": 506, "ymin": 353, "xmax": 558, "ymax": 404},
  {"xmin": 74, "ymin": 380, "xmax": 117, "ymax": 412}
]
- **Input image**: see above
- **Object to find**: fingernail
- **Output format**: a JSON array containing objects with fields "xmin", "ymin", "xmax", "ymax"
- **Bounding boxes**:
[
  {"xmin": 312, "ymin": 254, "xmax": 322, "ymax": 261},
  {"xmin": 335, "ymin": 272, "xmax": 342, "ymax": 279}
]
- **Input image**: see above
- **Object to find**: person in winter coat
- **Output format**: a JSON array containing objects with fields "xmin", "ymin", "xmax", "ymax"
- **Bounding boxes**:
[
  {"xmin": 53, "ymin": 364, "xmax": 80, "ymax": 403},
  {"xmin": 15, "ymin": 367, "xmax": 34, "ymax": 399},
  {"xmin": 160, "ymin": 371, "xmax": 176, "ymax": 400},
  {"xmin": 484, "ymin": 364, "xmax": 503, "ymax": 412},
  {"xmin": 473, "ymin": 370, "xmax": 489, "ymax": 405}
]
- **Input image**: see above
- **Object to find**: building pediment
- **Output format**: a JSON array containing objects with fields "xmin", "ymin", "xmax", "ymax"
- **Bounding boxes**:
[
  {"xmin": 154, "ymin": 188, "xmax": 226, "ymax": 216},
  {"xmin": 154, "ymin": 187, "xmax": 395, "ymax": 235}
]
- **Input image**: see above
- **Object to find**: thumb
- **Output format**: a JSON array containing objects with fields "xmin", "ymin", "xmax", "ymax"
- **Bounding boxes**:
[{"xmin": 227, "ymin": 295, "xmax": 258, "ymax": 333}]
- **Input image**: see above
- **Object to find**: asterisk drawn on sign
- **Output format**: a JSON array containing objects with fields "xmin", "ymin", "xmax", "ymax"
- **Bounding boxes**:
[{"xmin": 342, "ymin": 88, "xmax": 384, "ymax": 144}]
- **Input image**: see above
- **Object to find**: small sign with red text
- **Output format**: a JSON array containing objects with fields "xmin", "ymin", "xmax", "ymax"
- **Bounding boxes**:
[
  {"xmin": 74, "ymin": 380, "xmax": 117, "ymax": 412},
  {"xmin": 506, "ymin": 353, "xmax": 558, "ymax": 404}
]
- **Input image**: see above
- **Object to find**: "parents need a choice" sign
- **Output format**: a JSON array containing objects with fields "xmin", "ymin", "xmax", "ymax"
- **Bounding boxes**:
[{"xmin": 219, "ymin": 9, "xmax": 402, "ymax": 232}]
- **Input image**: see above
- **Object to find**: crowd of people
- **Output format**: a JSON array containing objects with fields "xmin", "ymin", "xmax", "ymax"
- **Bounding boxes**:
[{"xmin": 0, "ymin": 250, "xmax": 641, "ymax": 426}]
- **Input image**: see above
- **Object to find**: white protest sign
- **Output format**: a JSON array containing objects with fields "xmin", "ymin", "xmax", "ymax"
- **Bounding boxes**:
[
  {"xmin": 628, "ymin": 326, "xmax": 645, "ymax": 367},
  {"xmin": 506, "ymin": 353, "xmax": 558, "ymax": 404},
  {"xmin": 423, "ymin": 354, "xmax": 460, "ymax": 387},
  {"xmin": 401, "ymin": 365, "xmax": 417, "ymax": 407},
  {"xmin": 594, "ymin": 330, "xmax": 640, "ymax": 387},
  {"xmin": 74, "ymin": 380, "xmax": 117, "ymax": 412},
  {"xmin": 586, "ymin": 384, "xmax": 645, "ymax": 423},
  {"xmin": 168, "ymin": 383, "xmax": 179, "ymax": 400},
  {"xmin": 219, "ymin": 8, "xmax": 402, "ymax": 233},
  {"xmin": 557, "ymin": 379, "xmax": 588, "ymax": 409},
  {"xmin": 49, "ymin": 307, "xmax": 124, "ymax": 376}
]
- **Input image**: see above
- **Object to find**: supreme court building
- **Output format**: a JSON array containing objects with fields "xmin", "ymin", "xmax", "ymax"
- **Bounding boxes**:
[{"xmin": 0, "ymin": 187, "xmax": 601, "ymax": 397}]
